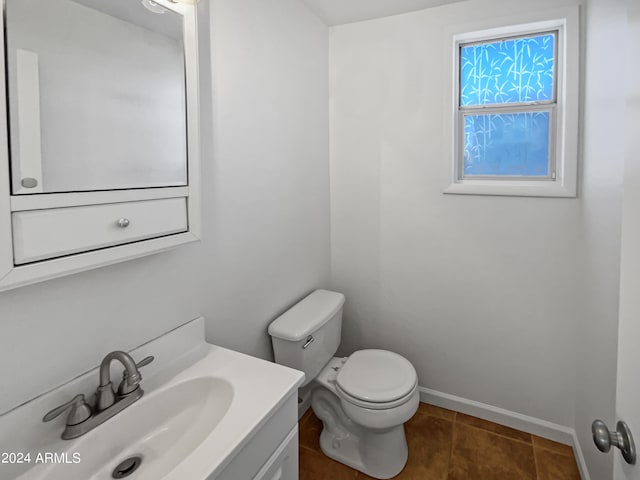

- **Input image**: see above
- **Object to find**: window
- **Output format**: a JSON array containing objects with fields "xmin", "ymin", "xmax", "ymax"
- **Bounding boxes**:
[
  {"xmin": 444, "ymin": 10, "xmax": 579, "ymax": 197},
  {"xmin": 460, "ymin": 33, "xmax": 556, "ymax": 178}
]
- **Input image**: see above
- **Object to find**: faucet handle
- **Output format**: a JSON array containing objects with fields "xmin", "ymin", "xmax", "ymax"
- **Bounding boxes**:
[
  {"xmin": 135, "ymin": 356, "xmax": 154, "ymax": 369},
  {"xmin": 118, "ymin": 356, "xmax": 154, "ymax": 396},
  {"xmin": 43, "ymin": 394, "xmax": 92, "ymax": 426}
]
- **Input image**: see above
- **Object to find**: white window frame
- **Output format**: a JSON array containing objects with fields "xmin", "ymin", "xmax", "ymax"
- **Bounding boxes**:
[{"xmin": 443, "ymin": 7, "xmax": 580, "ymax": 197}]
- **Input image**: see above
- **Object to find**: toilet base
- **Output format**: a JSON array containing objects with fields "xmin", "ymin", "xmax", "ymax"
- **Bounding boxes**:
[
  {"xmin": 318, "ymin": 423, "xmax": 408, "ymax": 479},
  {"xmin": 311, "ymin": 387, "xmax": 410, "ymax": 479}
]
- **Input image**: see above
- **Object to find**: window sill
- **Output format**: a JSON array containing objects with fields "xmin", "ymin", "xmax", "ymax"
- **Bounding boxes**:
[{"xmin": 443, "ymin": 180, "xmax": 576, "ymax": 198}]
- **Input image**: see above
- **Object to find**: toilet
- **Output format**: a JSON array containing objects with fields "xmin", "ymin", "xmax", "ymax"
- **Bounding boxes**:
[{"xmin": 268, "ymin": 289, "xmax": 419, "ymax": 479}]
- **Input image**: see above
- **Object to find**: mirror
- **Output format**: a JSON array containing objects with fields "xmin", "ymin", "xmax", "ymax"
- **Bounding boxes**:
[{"xmin": 5, "ymin": 0, "xmax": 188, "ymax": 194}]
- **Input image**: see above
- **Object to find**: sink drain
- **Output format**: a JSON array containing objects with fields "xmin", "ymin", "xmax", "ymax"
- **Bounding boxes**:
[{"xmin": 112, "ymin": 456, "xmax": 143, "ymax": 479}]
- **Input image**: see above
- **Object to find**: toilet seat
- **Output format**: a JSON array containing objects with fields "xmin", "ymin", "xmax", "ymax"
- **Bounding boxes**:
[
  {"xmin": 335, "ymin": 349, "xmax": 417, "ymax": 409},
  {"xmin": 336, "ymin": 381, "xmax": 418, "ymax": 410}
]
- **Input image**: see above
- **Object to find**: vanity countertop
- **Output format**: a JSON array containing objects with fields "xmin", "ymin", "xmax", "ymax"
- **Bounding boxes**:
[{"xmin": 0, "ymin": 317, "xmax": 304, "ymax": 480}]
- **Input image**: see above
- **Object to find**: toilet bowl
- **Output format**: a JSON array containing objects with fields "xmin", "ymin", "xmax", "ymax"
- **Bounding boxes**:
[
  {"xmin": 268, "ymin": 290, "xmax": 419, "ymax": 479},
  {"xmin": 312, "ymin": 353, "xmax": 419, "ymax": 478}
]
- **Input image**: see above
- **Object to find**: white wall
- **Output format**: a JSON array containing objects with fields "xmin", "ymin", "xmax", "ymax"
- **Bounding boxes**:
[
  {"xmin": 200, "ymin": 0, "xmax": 330, "ymax": 358},
  {"xmin": 329, "ymin": 0, "xmax": 623, "ymax": 465},
  {"xmin": 0, "ymin": 0, "xmax": 329, "ymax": 415}
]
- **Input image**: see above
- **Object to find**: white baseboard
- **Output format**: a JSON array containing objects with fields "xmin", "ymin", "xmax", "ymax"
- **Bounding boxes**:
[
  {"xmin": 419, "ymin": 386, "xmax": 591, "ymax": 480},
  {"xmin": 570, "ymin": 431, "xmax": 592, "ymax": 480}
]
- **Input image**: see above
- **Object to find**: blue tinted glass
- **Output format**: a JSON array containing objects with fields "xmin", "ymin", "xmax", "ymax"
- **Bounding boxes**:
[
  {"xmin": 463, "ymin": 112, "xmax": 550, "ymax": 176},
  {"xmin": 460, "ymin": 33, "xmax": 555, "ymax": 106}
]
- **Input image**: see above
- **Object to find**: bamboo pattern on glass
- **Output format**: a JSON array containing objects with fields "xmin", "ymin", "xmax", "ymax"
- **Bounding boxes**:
[
  {"xmin": 460, "ymin": 33, "xmax": 555, "ymax": 106},
  {"xmin": 460, "ymin": 32, "xmax": 555, "ymax": 176}
]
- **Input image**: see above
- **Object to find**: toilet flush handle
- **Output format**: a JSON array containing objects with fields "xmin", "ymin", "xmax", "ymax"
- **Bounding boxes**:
[{"xmin": 302, "ymin": 335, "xmax": 314, "ymax": 349}]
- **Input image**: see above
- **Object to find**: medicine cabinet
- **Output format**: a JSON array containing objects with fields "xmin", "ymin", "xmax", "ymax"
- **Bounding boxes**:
[{"xmin": 0, "ymin": 0, "xmax": 201, "ymax": 291}]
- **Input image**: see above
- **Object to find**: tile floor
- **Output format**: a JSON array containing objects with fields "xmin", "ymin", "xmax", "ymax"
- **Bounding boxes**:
[{"xmin": 298, "ymin": 402, "xmax": 581, "ymax": 480}]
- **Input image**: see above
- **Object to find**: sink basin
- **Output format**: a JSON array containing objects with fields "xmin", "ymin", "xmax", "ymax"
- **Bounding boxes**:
[
  {"xmin": 4, "ymin": 318, "xmax": 304, "ymax": 480},
  {"xmin": 18, "ymin": 377, "xmax": 234, "ymax": 480}
]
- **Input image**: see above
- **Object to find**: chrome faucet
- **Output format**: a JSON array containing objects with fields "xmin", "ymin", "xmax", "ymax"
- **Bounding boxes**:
[
  {"xmin": 96, "ymin": 351, "xmax": 144, "ymax": 410},
  {"xmin": 43, "ymin": 351, "xmax": 154, "ymax": 440}
]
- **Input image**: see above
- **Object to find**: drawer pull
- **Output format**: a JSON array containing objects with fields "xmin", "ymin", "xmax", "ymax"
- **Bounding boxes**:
[{"xmin": 117, "ymin": 218, "xmax": 131, "ymax": 228}]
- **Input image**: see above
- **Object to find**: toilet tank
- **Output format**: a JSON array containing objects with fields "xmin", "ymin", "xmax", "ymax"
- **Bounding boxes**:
[{"xmin": 268, "ymin": 290, "xmax": 345, "ymax": 387}]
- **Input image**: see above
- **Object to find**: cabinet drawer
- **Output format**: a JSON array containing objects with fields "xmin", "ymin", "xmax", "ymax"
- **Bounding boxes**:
[
  {"xmin": 12, "ymin": 197, "xmax": 188, "ymax": 264},
  {"xmin": 253, "ymin": 427, "xmax": 298, "ymax": 480}
]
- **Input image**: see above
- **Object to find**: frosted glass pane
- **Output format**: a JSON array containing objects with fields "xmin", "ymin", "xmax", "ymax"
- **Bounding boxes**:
[
  {"xmin": 460, "ymin": 33, "xmax": 555, "ymax": 106},
  {"xmin": 463, "ymin": 112, "xmax": 550, "ymax": 177}
]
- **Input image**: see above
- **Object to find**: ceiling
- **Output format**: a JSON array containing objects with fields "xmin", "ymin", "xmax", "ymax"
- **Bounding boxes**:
[
  {"xmin": 299, "ymin": 0, "xmax": 466, "ymax": 26},
  {"xmin": 71, "ymin": 0, "xmax": 183, "ymax": 39}
]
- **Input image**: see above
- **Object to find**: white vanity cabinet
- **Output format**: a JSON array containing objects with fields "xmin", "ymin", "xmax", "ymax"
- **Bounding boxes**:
[
  {"xmin": 253, "ymin": 427, "xmax": 299, "ymax": 480},
  {"xmin": 215, "ymin": 394, "xmax": 300, "ymax": 480},
  {"xmin": 0, "ymin": 0, "xmax": 202, "ymax": 291}
]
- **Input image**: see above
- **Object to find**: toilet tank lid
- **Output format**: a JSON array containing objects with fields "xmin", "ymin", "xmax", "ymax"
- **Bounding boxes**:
[{"xmin": 268, "ymin": 290, "xmax": 345, "ymax": 342}]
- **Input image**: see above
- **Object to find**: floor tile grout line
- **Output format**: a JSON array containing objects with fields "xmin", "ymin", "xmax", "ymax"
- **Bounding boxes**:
[
  {"xmin": 413, "ymin": 410, "xmax": 456, "ymax": 422},
  {"xmin": 532, "ymin": 443, "xmax": 541, "ymax": 480},
  {"xmin": 448, "ymin": 417, "xmax": 457, "ymax": 479},
  {"xmin": 452, "ymin": 413, "xmax": 577, "ymax": 460},
  {"xmin": 454, "ymin": 420, "xmax": 534, "ymax": 446},
  {"xmin": 446, "ymin": 407, "xmax": 573, "ymax": 452},
  {"xmin": 533, "ymin": 445, "xmax": 575, "ymax": 457},
  {"xmin": 299, "ymin": 443, "xmax": 322, "ymax": 454},
  {"xmin": 531, "ymin": 437, "xmax": 576, "ymax": 458},
  {"xmin": 416, "ymin": 407, "xmax": 574, "ymax": 458},
  {"xmin": 536, "ymin": 442, "xmax": 577, "ymax": 455}
]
